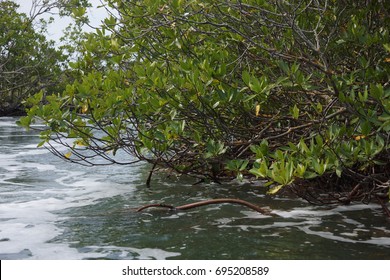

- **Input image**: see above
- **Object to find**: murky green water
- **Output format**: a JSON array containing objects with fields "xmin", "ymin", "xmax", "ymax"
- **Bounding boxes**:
[{"xmin": 0, "ymin": 117, "xmax": 389, "ymax": 259}]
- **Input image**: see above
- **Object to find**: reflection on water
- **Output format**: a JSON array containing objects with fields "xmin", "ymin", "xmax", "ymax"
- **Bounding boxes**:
[{"xmin": 0, "ymin": 117, "xmax": 389, "ymax": 259}]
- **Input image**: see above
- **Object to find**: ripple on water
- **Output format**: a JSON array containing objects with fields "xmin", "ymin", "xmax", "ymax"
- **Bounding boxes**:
[
  {"xmin": 0, "ymin": 118, "xmax": 147, "ymax": 259},
  {"xmin": 1, "ymin": 117, "xmax": 390, "ymax": 259}
]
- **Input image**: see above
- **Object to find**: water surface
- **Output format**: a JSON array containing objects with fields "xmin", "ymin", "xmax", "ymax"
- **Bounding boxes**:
[{"xmin": 0, "ymin": 117, "xmax": 389, "ymax": 259}]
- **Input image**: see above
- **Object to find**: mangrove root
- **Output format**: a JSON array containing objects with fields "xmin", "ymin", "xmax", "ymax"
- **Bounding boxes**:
[{"xmin": 136, "ymin": 198, "xmax": 275, "ymax": 216}]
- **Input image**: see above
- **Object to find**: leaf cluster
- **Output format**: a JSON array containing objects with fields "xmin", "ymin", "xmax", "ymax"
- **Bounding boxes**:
[
  {"xmin": 0, "ymin": 0, "xmax": 68, "ymax": 116},
  {"xmin": 19, "ymin": 0, "xmax": 390, "ymax": 201}
]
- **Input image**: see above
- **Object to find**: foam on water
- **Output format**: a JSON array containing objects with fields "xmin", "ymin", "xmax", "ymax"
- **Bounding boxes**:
[
  {"xmin": 1, "ymin": 117, "xmax": 389, "ymax": 259},
  {"xmin": 0, "ymin": 165, "xmax": 144, "ymax": 259},
  {"xmin": 0, "ymin": 117, "xmax": 181, "ymax": 259}
]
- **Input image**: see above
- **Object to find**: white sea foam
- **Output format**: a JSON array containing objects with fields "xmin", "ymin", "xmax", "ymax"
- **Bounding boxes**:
[
  {"xmin": 0, "ymin": 117, "xmax": 145, "ymax": 259},
  {"xmin": 81, "ymin": 245, "xmax": 181, "ymax": 260},
  {"xmin": 0, "ymin": 167, "xmax": 143, "ymax": 259},
  {"xmin": 273, "ymin": 207, "xmax": 338, "ymax": 219},
  {"xmin": 1, "ymin": 117, "xmax": 390, "ymax": 259}
]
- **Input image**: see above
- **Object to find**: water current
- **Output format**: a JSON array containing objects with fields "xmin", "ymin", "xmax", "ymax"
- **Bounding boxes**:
[{"xmin": 0, "ymin": 117, "xmax": 389, "ymax": 259}]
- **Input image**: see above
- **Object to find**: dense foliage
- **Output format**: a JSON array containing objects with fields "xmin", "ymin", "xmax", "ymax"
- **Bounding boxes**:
[
  {"xmin": 19, "ymin": 0, "xmax": 389, "ymax": 205},
  {"xmin": 0, "ymin": 0, "xmax": 67, "ymax": 116}
]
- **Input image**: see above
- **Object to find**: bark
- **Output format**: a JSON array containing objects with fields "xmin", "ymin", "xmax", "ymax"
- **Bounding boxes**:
[{"xmin": 136, "ymin": 198, "xmax": 275, "ymax": 216}]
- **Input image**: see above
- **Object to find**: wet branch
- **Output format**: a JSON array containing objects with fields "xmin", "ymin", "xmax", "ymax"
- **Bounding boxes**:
[{"xmin": 136, "ymin": 198, "xmax": 275, "ymax": 216}]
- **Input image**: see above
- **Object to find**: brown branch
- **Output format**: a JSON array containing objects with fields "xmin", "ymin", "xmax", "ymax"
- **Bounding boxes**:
[
  {"xmin": 146, "ymin": 161, "xmax": 158, "ymax": 188},
  {"xmin": 136, "ymin": 198, "xmax": 275, "ymax": 216},
  {"xmin": 376, "ymin": 196, "xmax": 390, "ymax": 218},
  {"xmin": 136, "ymin": 203, "xmax": 177, "ymax": 212}
]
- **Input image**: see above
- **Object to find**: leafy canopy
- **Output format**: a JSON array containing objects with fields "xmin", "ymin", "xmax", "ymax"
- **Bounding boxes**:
[
  {"xmin": 19, "ymin": 0, "xmax": 389, "ymax": 200},
  {"xmin": 0, "ymin": 0, "xmax": 67, "ymax": 116}
]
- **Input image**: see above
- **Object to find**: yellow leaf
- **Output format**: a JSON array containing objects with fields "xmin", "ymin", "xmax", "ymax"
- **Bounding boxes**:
[
  {"xmin": 81, "ymin": 104, "xmax": 88, "ymax": 114},
  {"xmin": 267, "ymin": 184, "xmax": 284, "ymax": 194},
  {"xmin": 111, "ymin": 38, "xmax": 119, "ymax": 50},
  {"xmin": 354, "ymin": 135, "xmax": 366, "ymax": 141},
  {"xmin": 64, "ymin": 152, "xmax": 72, "ymax": 159},
  {"xmin": 255, "ymin": 104, "xmax": 261, "ymax": 116},
  {"xmin": 74, "ymin": 140, "xmax": 86, "ymax": 146}
]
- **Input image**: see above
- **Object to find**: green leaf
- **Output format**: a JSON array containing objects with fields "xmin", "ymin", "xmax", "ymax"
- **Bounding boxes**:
[
  {"xmin": 384, "ymin": 43, "xmax": 390, "ymax": 52},
  {"xmin": 180, "ymin": 120, "xmax": 186, "ymax": 132},
  {"xmin": 249, "ymin": 76, "xmax": 262, "ymax": 93},
  {"xmin": 72, "ymin": 7, "xmax": 86, "ymax": 18},
  {"xmin": 212, "ymin": 101, "xmax": 220, "ymax": 108},
  {"xmin": 37, "ymin": 140, "xmax": 46, "ymax": 148},
  {"xmin": 370, "ymin": 83, "xmax": 384, "ymax": 99},
  {"xmin": 304, "ymin": 171, "xmax": 318, "ymax": 179},
  {"xmin": 242, "ymin": 71, "xmax": 250, "ymax": 85},
  {"xmin": 249, "ymin": 160, "xmax": 268, "ymax": 178},
  {"xmin": 360, "ymin": 121, "xmax": 371, "ymax": 136},
  {"xmin": 239, "ymin": 160, "xmax": 249, "ymax": 171},
  {"xmin": 292, "ymin": 104, "xmax": 299, "ymax": 119},
  {"xmin": 336, "ymin": 39, "xmax": 346, "ymax": 44},
  {"xmin": 205, "ymin": 140, "xmax": 226, "ymax": 158},
  {"xmin": 264, "ymin": 181, "xmax": 274, "ymax": 187},
  {"xmin": 277, "ymin": 60, "xmax": 289, "ymax": 74},
  {"xmin": 267, "ymin": 184, "xmax": 284, "ymax": 194},
  {"xmin": 298, "ymin": 139, "xmax": 310, "ymax": 154},
  {"xmin": 294, "ymin": 163, "xmax": 306, "ymax": 178}
]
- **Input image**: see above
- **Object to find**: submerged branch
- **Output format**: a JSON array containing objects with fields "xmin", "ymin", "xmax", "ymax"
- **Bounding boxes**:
[{"xmin": 136, "ymin": 198, "xmax": 275, "ymax": 216}]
